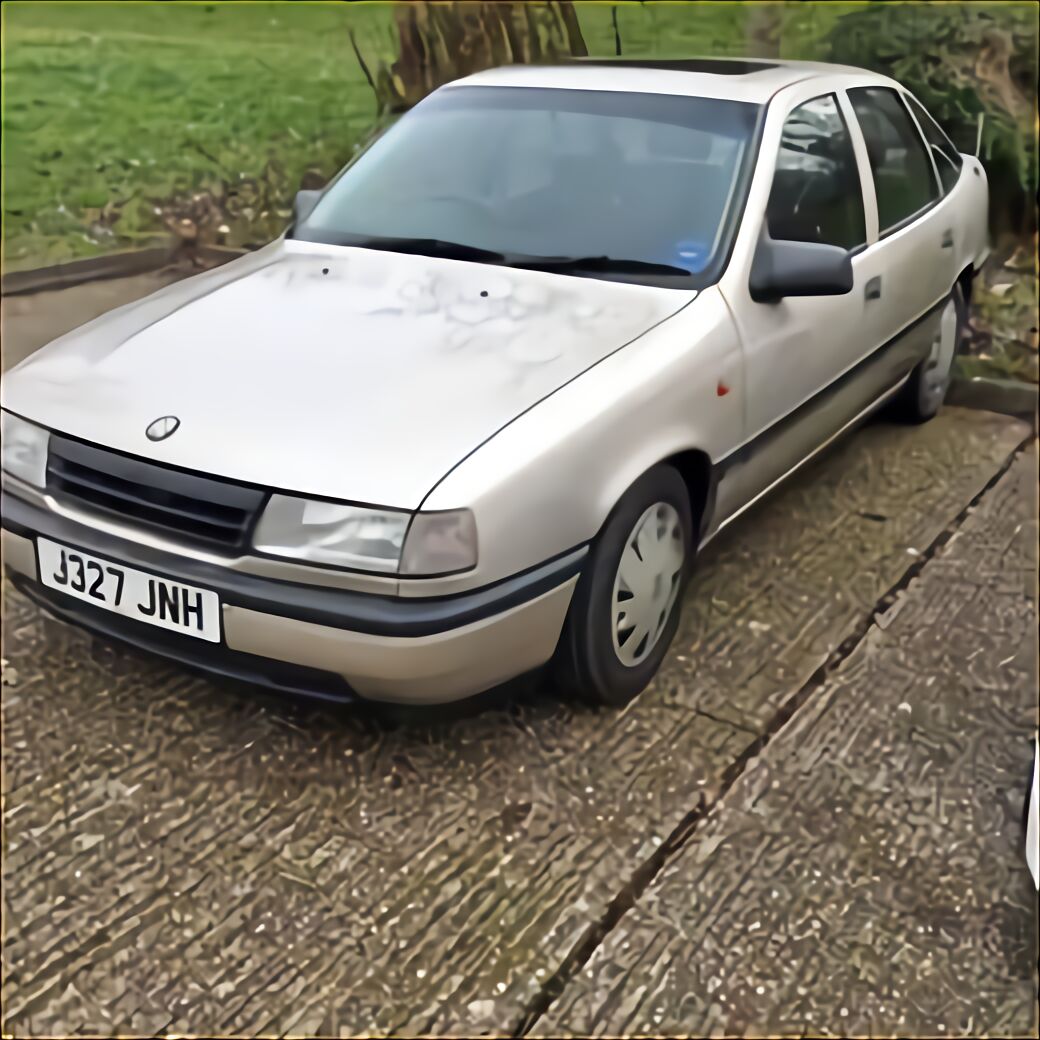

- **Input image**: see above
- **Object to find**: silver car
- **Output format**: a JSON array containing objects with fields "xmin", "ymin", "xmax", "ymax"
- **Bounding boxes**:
[{"xmin": 1, "ymin": 59, "xmax": 988, "ymax": 706}]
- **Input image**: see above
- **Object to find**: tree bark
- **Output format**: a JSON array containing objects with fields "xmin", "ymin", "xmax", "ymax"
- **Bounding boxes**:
[
  {"xmin": 746, "ymin": 3, "xmax": 783, "ymax": 59},
  {"xmin": 365, "ymin": 1, "xmax": 589, "ymax": 113},
  {"xmin": 553, "ymin": 0, "xmax": 589, "ymax": 58}
]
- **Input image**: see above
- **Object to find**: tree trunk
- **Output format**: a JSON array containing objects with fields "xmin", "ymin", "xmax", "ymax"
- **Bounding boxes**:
[
  {"xmin": 363, "ymin": 1, "xmax": 589, "ymax": 113},
  {"xmin": 553, "ymin": 0, "xmax": 588, "ymax": 58},
  {"xmin": 746, "ymin": 3, "xmax": 783, "ymax": 59}
]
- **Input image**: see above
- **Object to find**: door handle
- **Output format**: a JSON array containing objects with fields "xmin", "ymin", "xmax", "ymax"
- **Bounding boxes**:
[
  {"xmin": 941, "ymin": 229, "xmax": 954, "ymax": 249},
  {"xmin": 865, "ymin": 276, "xmax": 882, "ymax": 300}
]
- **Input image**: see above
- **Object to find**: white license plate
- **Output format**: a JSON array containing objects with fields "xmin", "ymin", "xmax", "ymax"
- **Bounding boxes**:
[{"xmin": 37, "ymin": 537, "xmax": 221, "ymax": 643}]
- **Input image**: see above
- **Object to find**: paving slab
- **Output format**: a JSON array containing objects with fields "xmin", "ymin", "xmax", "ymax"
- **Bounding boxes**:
[
  {"xmin": 2, "ymin": 404, "xmax": 1028, "ymax": 1037},
  {"xmin": 1, "ymin": 268, "xmax": 187, "ymax": 372},
  {"xmin": 539, "ymin": 447, "xmax": 1039, "ymax": 1038}
]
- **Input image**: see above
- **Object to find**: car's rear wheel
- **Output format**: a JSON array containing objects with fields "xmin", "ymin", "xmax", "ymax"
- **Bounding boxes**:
[
  {"xmin": 892, "ymin": 285, "xmax": 965, "ymax": 423},
  {"xmin": 551, "ymin": 464, "xmax": 694, "ymax": 706}
]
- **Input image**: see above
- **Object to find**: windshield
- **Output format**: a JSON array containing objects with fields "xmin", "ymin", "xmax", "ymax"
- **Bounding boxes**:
[{"xmin": 293, "ymin": 86, "xmax": 761, "ymax": 287}]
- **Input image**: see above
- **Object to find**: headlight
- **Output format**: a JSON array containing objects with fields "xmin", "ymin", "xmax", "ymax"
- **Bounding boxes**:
[
  {"xmin": 400, "ymin": 509, "xmax": 478, "ymax": 576},
  {"xmin": 252, "ymin": 495, "xmax": 477, "ymax": 576},
  {"xmin": 1, "ymin": 412, "xmax": 49, "ymax": 488},
  {"xmin": 253, "ymin": 495, "xmax": 410, "ymax": 572}
]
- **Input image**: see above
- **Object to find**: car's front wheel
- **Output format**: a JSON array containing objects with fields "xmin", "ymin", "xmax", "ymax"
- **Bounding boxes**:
[{"xmin": 551, "ymin": 464, "xmax": 694, "ymax": 706}]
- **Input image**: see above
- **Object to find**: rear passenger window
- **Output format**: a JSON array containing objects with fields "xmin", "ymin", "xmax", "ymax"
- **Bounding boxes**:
[
  {"xmin": 905, "ymin": 94, "xmax": 963, "ymax": 194},
  {"xmin": 848, "ymin": 86, "xmax": 940, "ymax": 232},
  {"xmin": 766, "ymin": 94, "xmax": 865, "ymax": 251}
]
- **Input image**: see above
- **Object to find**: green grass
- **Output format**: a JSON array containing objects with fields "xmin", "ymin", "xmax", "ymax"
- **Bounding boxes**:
[
  {"xmin": 1, "ymin": 1, "xmax": 397, "ymax": 269},
  {"xmin": 0, "ymin": 0, "xmax": 926, "ymax": 271},
  {"xmin": 577, "ymin": 1, "xmax": 864, "ymax": 61}
]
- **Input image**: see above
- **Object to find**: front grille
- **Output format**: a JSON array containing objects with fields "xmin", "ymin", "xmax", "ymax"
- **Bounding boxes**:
[{"xmin": 47, "ymin": 436, "xmax": 265, "ymax": 551}]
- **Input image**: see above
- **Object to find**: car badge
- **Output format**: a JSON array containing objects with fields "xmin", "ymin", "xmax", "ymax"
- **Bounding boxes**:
[{"xmin": 145, "ymin": 415, "xmax": 180, "ymax": 441}]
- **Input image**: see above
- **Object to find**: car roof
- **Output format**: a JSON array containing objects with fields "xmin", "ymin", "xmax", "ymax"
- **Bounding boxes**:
[{"xmin": 446, "ymin": 57, "xmax": 893, "ymax": 104}]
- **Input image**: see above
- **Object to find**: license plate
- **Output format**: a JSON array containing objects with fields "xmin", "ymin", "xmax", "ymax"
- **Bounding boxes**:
[{"xmin": 37, "ymin": 538, "xmax": 221, "ymax": 643}]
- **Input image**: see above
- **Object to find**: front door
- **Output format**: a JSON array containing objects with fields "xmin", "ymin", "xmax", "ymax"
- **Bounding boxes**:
[{"xmin": 713, "ymin": 91, "xmax": 874, "ymax": 526}]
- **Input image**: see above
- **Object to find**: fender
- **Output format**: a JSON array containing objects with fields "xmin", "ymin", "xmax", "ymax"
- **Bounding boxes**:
[{"xmin": 420, "ymin": 287, "xmax": 744, "ymax": 593}]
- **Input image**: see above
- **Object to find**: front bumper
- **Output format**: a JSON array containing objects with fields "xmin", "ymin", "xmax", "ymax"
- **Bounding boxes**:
[{"xmin": 1, "ymin": 492, "xmax": 581, "ymax": 704}]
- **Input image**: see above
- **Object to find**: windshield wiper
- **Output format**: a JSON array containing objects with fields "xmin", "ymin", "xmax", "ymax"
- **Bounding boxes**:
[
  {"xmin": 290, "ymin": 231, "xmax": 695, "ymax": 280},
  {"xmin": 292, "ymin": 230, "xmax": 508, "ymax": 264},
  {"xmin": 502, "ymin": 255, "xmax": 693, "ymax": 278}
]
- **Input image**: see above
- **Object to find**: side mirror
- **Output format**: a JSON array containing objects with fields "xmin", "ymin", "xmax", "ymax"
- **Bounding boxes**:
[
  {"xmin": 749, "ymin": 233, "xmax": 853, "ymax": 303},
  {"xmin": 292, "ymin": 189, "xmax": 321, "ymax": 227}
]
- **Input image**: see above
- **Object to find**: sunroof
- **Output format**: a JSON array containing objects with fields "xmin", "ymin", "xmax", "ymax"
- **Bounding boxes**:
[{"xmin": 567, "ymin": 58, "xmax": 778, "ymax": 76}]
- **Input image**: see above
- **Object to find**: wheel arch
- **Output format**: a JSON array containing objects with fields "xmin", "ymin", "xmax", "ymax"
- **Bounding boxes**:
[
  {"xmin": 588, "ymin": 444, "xmax": 718, "ymax": 550},
  {"xmin": 956, "ymin": 263, "xmax": 974, "ymax": 308},
  {"xmin": 661, "ymin": 447, "xmax": 715, "ymax": 542}
]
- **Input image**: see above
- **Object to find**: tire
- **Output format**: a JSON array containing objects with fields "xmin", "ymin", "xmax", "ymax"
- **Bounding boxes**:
[
  {"xmin": 891, "ymin": 284, "xmax": 965, "ymax": 423},
  {"xmin": 550, "ymin": 464, "xmax": 695, "ymax": 707}
]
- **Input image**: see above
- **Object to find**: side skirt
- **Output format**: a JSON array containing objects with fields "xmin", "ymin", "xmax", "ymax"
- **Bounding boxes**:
[{"xmin": 699, "ymin": 373, "xmax": 910, "ymax": 551}]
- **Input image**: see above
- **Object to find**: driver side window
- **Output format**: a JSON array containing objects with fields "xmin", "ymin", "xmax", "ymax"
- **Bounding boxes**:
[{"xmin": 766, "ymin": 94, "xmax": 866, "ymax": 251}]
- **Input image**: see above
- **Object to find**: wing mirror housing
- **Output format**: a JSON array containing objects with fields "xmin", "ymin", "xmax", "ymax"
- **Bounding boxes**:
[{"xmin": 749, "ymin": 232, "xmax": 854, "ymax": 303}]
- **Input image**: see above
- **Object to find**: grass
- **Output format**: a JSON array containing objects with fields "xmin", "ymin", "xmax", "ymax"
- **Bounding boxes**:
[
  {"xmin": 1, "ymin": 1, "xmax": 397, "ymax": 269},
  {"xmin": 2, "ymin": 1, "xmax": 867, "ymax": 272},
  {"xmin": 578, "ymin": 0, "xmax": 860, "ymax": 60},
  {"xmin": 4, "ymin": 2, "xmax": 1033, "ymax": 383}
]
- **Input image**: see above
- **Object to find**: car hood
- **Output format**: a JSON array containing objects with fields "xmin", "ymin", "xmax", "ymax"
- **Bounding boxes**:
[{"xmin": 3, "ymin": 239, "xmax": 694, "ymax": 508}]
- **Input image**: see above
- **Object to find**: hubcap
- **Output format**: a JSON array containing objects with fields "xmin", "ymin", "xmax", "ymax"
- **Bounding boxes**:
[
  {"xmin": 611, "ymin": 502, "xmax": 685, "ymax": 667},
  {"xmin": 921, "ymin": 299, "xmax": 958, "ymax": 406}
]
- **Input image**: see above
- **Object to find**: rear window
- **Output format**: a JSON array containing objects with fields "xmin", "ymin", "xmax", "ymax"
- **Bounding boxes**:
[
  {"xmin": 848, "ymin": 86, "xmax": 940, "ymax": 233},
  {"xmin": 905, "ymin": 94, "xmax": 963, "ymax": 195}
]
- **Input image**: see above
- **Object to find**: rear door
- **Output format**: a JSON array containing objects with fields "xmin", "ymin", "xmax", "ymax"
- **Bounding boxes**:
[
  {"xmin": 843, "ymin": 85, "xmax": 951, "ymax": 384},
  {"xmin": 902, "ymin": 91, "xmax": 989, "ymax": 275}
]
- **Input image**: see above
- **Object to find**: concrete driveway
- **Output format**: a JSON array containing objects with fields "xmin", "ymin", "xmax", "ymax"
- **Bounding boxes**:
[{"xmin": 2, "ymin": 274, "xmax": 1037, "ymax": 1037}]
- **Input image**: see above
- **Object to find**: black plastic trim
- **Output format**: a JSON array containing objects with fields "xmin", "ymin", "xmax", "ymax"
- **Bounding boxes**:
[
  {"xmin": 44, "ymin": 434, "xmax": 265, "ymax": 554},
  {"xmin": 1, "ymin": 493, "xmax": 586, "ymax": 637},
  {"xmin": 11, "ymin": 574, "xmax": 357, "ymax": 704},
  {"xmin": 49, "ymin": 436, "xmax": 263, "ymax": 510}
]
